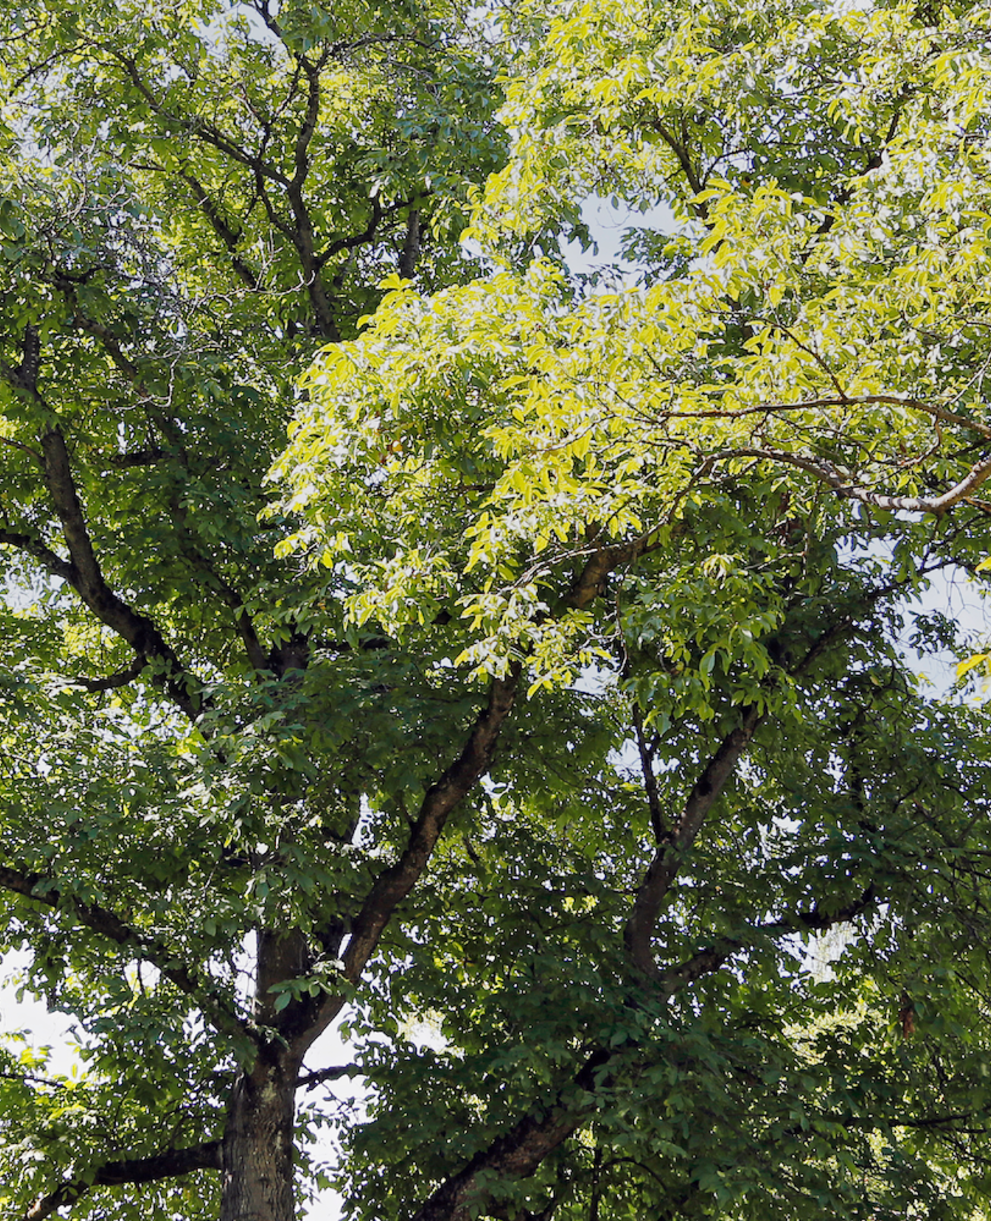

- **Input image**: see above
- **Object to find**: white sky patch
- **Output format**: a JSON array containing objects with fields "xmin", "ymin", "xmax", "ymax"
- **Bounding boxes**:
[
  {"xmin": 0, "ymin": 952, "xmax": 79, "ymax": 1078},
  {"xmin": 561, "ymin": 196, "xmax": 676, "ymax": 285}
]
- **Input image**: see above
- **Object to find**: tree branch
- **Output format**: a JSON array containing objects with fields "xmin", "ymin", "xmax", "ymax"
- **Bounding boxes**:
[
  {"xmin": 662, "ymin": 392, "xmax": 991, "ymax": 439},
  {"xmin": 410, "ymin": 1050, "xmax": 610, "ymax": 1221},
  {"xmin": 632, "ymin": 703, "xmax": 666, "ymax": 841},
  {"xmin": 280, "ymin": 55, "xmax": 342, "ymax": 339},
  {"xmin": 0, "ymin": 433, "xmax": 44, "ymax": 464},
  {"xmin": 71, "ymin": 655, "xmax": 148, "ymax": 692},
  {"xmin": 249, "ymin": 0, "xmax": 283, "ymax": 39},
  {"xmin": 296, "ymin": 1064, "xmax": 360, "ymax": 1090},
  {"xmin": 0, "ymin": 862, "xmax": 253, "ymax": 1044},
  {"xmin": 657, "ymin": 884, "xmax": 879, "ymax": 997},
  {"xmin": 62, "ymin": 305, "xmax": 142, "ymax": 383},
  {"xmin": 109, "ymin": 49, "xmax": 289, "ymax": 185},
  {"xmin": 624, "ymin": 705, "xmax": 762, "ymax": 978},
  {"xmin": 398, "ymin": 209, "xmax": 421, "ymax": 280},
  {"xmin": 341, "ymin": 666, "xmax": 521, "ymax": 980},
  {"xmin": 105, "ymin": 447, "xmax": 166, "ymax": 468},
  {"xmin": 39, "ymin": 426, "xmax": 203, "ymax": 719},
  {"xmin": 2, "ymin": 322, "xmax": 41, "ymax": 392},
  {"xmin": 314, "ymin": 194, "xmax": 386, "ymax": 270},
  {"xmin": 652, "ymin": 118, "xmax": 705, "ymax": 204},
  {"xmin": 0, "ymin": 529, "xmax": 75, "ymax": 583},
  {"xmin": 297, "ymin": 665, "xmax": 522, "ymax": 1051},
  {"xmin": 564, "ymin": 537, "xmax": 652, "ymax": 611},
  {"xmin": 0, "ymin": 1070, "xmax": 64, "ymax": 1089},
  {"xmin": 179, "ymin": 170, "xmax": 260, "ymax": 291},
  {"xmin": 293, "ymin": 541, "xmax": 654, "ymax": 1048},
  {"xmin": 24, "ymin": 1141, "xmax": 222, "ymax": 1221},
  {"xmin": 407, "ymin": 878, "xmax": 881, "ymax": 1221},
  {"xmin": 621, "ymin": 560, "xmax": 917, "ymax": 985},
  {"xmin": 713, "ymin": 445, "xmax": 991, "ymax": 517},
  {"xmin": 2, "ymin": 325, "xmax": 204, "ymax": 718}
]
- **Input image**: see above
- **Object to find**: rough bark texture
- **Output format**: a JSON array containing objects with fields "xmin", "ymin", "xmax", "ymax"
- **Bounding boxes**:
[
  {"xmin": 215, "ymin": 925, "xmax": 321, "ymax": 1221},
  {"xmin": 221, "ymin": 1051, "xmax": 302, "ymax": 1221}
]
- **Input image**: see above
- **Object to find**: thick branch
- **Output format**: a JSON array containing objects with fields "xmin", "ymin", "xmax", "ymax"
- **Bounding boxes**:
[
  {"xmin": 632, "ymin": 704, "xmax": 666, "ymax": 841},
  {"xmin": 652, "ymin": 119, "xmax": 705, "ymax": 202},
  {"xmin": 250, "ymin": 0, "xmax": 283, "ymax": 40},
  {"xmin": 0, "ymin": 530, "xmax": 75, "ymax": 583},
  {"xmin": 0, "ymin": 862, "xmax": 251, "ymax": 1043},
  {"xmin": 398, "ymin": 209, "xmax": 421, "ymax": 280},
  {"xmin": 24, "ymin": 1141, "xmax": 222, "ymax": 1221},
  {"xmin": 2, "ymin": 329, "xmax": 201, "ymax": 716},
  {"xmin": 297, "ymin": 540, "xmax": 656, "ymax": 1045},
  {"xmin": 51, "ymin": 304, "xmax": 260, "ymax": 672},
  {"xmin": 2, "ymin": 322, "xmax": 41, "ymax": 392},
  {"xmin": 194, "ymin": 566, "xmax": 267, "ymax": 674},
  {"xmin": 658, "ymin": 884, "xmax": 879, "ymax": 997},
  {"xmin": 342, "ymin": 666, "xmax": 520, "ymax": 979},
  {"xmin": 106, "ymin": 447, "xmax": 166, "ymax": 468},
  {"xmin": 298, "ymin": 665, "xmax": 522, "ymax": 1049},
  {"xmin": 39, "ymin": 427, "xmax": 201, "ymax": 719},
  {"xmin": 290, "ymin": 58, "xmax": 321, "ymax": 197},
  {"xmin": 564, "ymin": 537, "xmax": 650, "ymax": 611},
  {"xmin": 179, "ymin": 171, "xmax": 259, "ymax": 290},
  {"xmin": 279, "ymin": 56, "xmax": 342, "ymax": 339},
  {"xmin": 291, "ymin": 541, "xmax": 652, "ymax": 1048},
  {"xmin": 411, "ymin": 1050, "xmax": 610, "ymax": 1221},
  {"xmin": 314, "ymin": 194, "xmax": 386, "ymax": 270},
  {"xmin": 621, "ymin": 565, "xmax": 905, "ymax": 983},
  {"xmin": 296, "ymin": 1064, "xmax": 360, "ymax": 1091},
  {"xmin": 624, "ymin": 705, "xmax": 762, "ymax": 977},
  {"xmin": 409, "ymin": 877, "xmax": 880, "ymax": 1221}
]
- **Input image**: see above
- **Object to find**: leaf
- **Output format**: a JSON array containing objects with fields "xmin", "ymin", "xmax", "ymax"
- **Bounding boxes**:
[{"xmin": 956, "ymin": 653, "xmax": 989, "ymax": 680}]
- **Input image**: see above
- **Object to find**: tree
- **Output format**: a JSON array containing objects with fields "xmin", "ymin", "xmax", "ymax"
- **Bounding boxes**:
[
  {"xmin": 4, "ymin": 0, "xmax": 991, "ymax": 1219},
  {"xmin": 0, "ymin": 1, "xmax": 503, "ymax": 1217}
]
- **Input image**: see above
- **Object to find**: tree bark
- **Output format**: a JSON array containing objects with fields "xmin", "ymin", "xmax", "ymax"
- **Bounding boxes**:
[
  {"xmin": 221, "ymin": 1049, "xmax": 302, "ymax": 1221},
  {"xmin": 220, "ymin": 928, "xmax": 311, "ymax": 1221}
]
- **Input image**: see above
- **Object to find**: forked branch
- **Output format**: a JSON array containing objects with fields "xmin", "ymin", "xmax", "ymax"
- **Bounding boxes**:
[
  {"xmin": 1, "ymin": 327, "xmax": 204, "ymax": 719},
  {"xmin": 624, "ymin": 705, "xmax": 762, "ymax": 978}
]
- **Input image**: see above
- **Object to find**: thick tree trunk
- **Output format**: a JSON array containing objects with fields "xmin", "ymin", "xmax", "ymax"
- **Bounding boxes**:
[
  {"xmin": 220, "ymin": 1051, "xmax": 300, "ymax": 1221},
  {"xmin": 219, "ymin": 928, "xmax": 313, "ymax": 1221}
]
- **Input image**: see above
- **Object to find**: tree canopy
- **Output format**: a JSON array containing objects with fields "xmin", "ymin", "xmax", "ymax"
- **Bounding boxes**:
[{"xmin": 3, "ymin": 1, "xmax": 991, "ymax": 1219}]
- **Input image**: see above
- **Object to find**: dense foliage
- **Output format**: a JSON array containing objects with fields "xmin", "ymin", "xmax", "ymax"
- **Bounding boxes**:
[{"xmin": 3, "ymin": 0, "xmax": 991, "ymax": 1219}]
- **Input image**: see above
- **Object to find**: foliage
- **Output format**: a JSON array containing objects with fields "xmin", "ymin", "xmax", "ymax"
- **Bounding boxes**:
[{"xmin": 3, "ymin": 0, "xmax": 991, "ymax": 1219}]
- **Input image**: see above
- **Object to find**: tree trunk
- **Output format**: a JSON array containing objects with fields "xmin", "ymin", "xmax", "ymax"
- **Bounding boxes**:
[{"xmin": 220, "ymin": 1049, "xmax": 301, "ymax": 1221}]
